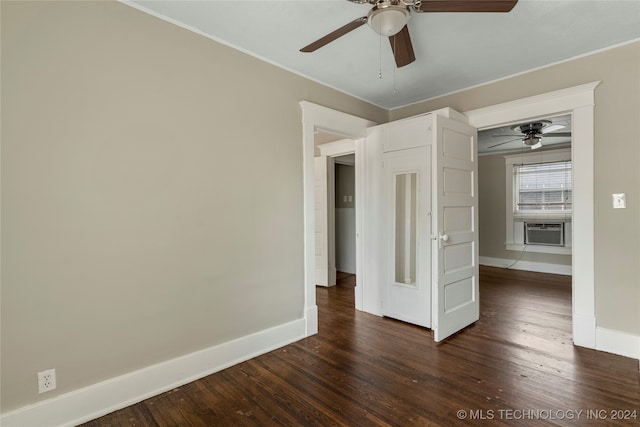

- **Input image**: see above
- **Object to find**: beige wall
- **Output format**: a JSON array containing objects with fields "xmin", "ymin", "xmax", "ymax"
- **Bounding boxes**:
[
  {"xmin": 0, "ymin": 1, "xmax": 386, "ymax": 412},
  {"xmin": 478, "ymin": 152, "xmax": 572, "ymax": 266},
  {"xmin": 392, "ymin": 41, "xmax": 640, "ymax": 337}
]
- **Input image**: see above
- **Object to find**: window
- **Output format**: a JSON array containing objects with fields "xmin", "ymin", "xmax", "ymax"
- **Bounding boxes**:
[
  {"xmin": 514, "ymin": 161, "xmax": 572, "ymax": 215},
  {"xmin": 504, "ymin": 148, "xmax": 572, "ymax": 254}
]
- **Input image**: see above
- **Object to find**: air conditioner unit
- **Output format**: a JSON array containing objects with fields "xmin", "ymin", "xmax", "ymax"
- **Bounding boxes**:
[{"xmin": 525, "ymin": 222, "xmax": 564, "ymax": 246}]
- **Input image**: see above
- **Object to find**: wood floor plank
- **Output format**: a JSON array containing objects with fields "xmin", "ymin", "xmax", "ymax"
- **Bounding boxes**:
[{"xmin": 81, "ymin": 267, "xmax": 639, "ymax": 426}]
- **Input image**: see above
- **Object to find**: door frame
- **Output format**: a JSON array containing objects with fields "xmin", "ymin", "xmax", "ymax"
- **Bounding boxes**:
[
  {"xmin": 463, "ymin": 81, "xmax": 600, "ymax": 349},
  {"xmin": 317, "ymin": 142, "xmax": 358, "ymax": 288},
  {"xmin": 300, "ymin": 101, "xmax": 376, "ymax": 335},
  {"xmin": 313, "ymin": 155, "xmax": 334, "ymax": 287}
]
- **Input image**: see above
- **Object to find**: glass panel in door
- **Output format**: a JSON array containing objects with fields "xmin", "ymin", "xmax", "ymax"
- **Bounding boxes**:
[{"xmin": 395, "ymin": 172, "xmax": 417, "ymax": 285}]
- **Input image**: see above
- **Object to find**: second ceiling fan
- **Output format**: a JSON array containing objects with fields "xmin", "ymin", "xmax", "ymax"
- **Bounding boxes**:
[
  {"xmin": 300, "ymin": 0, "xmax": 519, "ymax": 68},
  {"xmin": 488, "ymin": 121, "xmax": 572, "ymax": 150}
]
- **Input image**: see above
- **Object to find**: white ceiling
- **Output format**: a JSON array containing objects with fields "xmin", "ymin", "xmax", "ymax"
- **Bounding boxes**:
[{"xmin": 125, "ymin": 1, "xmax": 640, "ymax": 110}]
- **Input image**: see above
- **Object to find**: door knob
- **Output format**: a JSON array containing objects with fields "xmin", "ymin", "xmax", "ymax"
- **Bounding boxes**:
[{"xmin": 439, "ymin": 233, "xmax": 449, "ymax": 248}]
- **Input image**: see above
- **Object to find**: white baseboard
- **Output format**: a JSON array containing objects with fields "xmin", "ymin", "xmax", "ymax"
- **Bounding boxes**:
[
  {"xmin": 596, "ymin": 327, "xmax": 640, "ymax": 360},
  {"xmin": 573, "ymin": 313, "xmax": 597, "ymax": 349},
  {"xmin": 1, "ymin": 319, "xmax": 307, "ymax": 427},
  {"xmin": 305, "ymin": 304, "xmax": 318, "ymax": 336},
  {"xmin": 479, "ymin": 256, "xmax": 572, "ymax": 276}
]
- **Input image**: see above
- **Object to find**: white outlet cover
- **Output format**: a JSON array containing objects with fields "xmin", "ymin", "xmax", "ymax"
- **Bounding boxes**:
[
  {"xmin": 612, "ymin": 193, "xmax": 626, "ymax": 209},
  {"xmin": 38, "ymin": 368, "xmax": 56, "ymax": 393}
]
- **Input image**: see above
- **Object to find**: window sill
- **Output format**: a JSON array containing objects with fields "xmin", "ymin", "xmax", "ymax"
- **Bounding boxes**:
[
  {"xmin": 506, "ymin": 244, "xmax": 572, "ymax": 255},
  {"xmin": 514, "ymin": 214, "xmax": 572, "ymax": 222}
]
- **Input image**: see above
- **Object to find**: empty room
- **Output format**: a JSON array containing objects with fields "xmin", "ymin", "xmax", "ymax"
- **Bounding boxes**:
[{"xmin": 2, "ymin": 1, "xmax": 639, "ymax": 426}]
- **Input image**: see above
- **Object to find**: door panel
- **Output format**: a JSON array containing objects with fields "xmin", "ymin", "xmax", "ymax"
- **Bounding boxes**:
[
  {"xmin": 383, "ymin": 114, "xmax": 431, "ymax": 152},
  {"xmin": 384, "ymin": 146, "xmax": 431, "ymax": 327},
  {"xmin": 444, "ymin": 277, "xmax": 475, "ymax": 312},
  {"xmin": 443, "ymin": 242, "xmax": 474, "ymax": 273},
  {"xmin": 433, "ymin": 115, "xmax": 479, "ymax": 341},
  {"xmin": 443, "ymin": 206, "xmax": 473, "ymax": 232},
  {"xmin": 443, "ymin": 167, "xmax": 473, "ymax": 195}
]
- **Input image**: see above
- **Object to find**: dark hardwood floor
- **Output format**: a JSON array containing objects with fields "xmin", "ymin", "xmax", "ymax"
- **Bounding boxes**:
[{"xmin": 82, "ymin": 267, "xmax": 639, "ymax": 426}]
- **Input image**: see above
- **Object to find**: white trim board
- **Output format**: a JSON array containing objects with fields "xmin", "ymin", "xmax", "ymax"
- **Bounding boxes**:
[
  {"xmin": 479, "ymin": 256, "xmax": 572, "ymax": 276},
  {"xmin": 300, "ymin": 101, "xmax": 377, "ymax": 333},
  {"xmin": 596, "ymin": 327, "xmax": 640, "ymax": 360},
  {"xmin": 505, "ymin": 244, "xmax": 571, "ymax": 256},
  {"xmin": 0, "ymin": 319, "xmax": 306, "ymax": 427},
  {"xmin": 318, "ymin": 139, "xmax": 355, "ymax": 157}
]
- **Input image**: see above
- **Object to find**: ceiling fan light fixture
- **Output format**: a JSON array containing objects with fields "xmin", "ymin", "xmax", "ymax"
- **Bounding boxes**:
[
  {"xmin": 522, "ymin": 133, "xmax": 542, "ymax": 147},
  {"xmin": 530, "ymin": 141, "xmax": 543, "ymax": 150},
  {"xmin": 368, "ymin": 5, "xmax": 410, "ymax": 36}
]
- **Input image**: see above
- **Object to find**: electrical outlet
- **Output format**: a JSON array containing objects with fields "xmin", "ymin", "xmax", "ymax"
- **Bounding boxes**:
[{"xmin": 38, "ymin": 369, "xmax": 56, "ymax": 393}]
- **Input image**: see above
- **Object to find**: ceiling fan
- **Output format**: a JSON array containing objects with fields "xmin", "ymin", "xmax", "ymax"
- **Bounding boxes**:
[
  {"xmin": 488, "ymin": 120, "xmax": 572, "ymax": 150},
  {"xmin": 300, "ymin": 0, "xmax": 519, "ymax": 68}
]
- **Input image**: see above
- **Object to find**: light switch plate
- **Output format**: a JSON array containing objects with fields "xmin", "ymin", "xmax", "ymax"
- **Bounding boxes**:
[{"xmin": 612, "ymin": 193, "xmax": 626, "ymax": 209}]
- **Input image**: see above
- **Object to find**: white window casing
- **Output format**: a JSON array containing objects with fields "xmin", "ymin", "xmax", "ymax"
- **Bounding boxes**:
[{"xmin": 504, "ymin": 148, "xmax": 572, "ymax": 255}]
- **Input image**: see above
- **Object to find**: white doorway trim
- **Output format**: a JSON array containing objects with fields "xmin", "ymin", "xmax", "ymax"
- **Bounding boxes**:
[
  {"xmin": 317, "ymin": 140, "xmax": 357, "ymax": 289},
  {"xmin": 300, "ymin": 101, "xmax": 376, "ymax": 336},
  {"xmin": 463, "ymin": 81, "xmax": 601, "ymax": 349}
]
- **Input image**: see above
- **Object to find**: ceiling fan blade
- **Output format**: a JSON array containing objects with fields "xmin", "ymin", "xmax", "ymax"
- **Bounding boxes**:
[
  {"xmin": 541, "ymin": 124, "xmax": 565, "ymax": 134},
  {"xmin": 542, "ymin": 132, "xmax": 572, "ymax": 138},
  {"xmin": 493, "ymin": 132, "xmax": 571, "ymax": 138},
  {"xmin": 300, "ymin": 17, "xmax": 368, "ymax": 53},
  {"xmin": 488, "ymin": 137, "xmax": 522, "ymax": 149},
  {"xmin": 389, "ymin": 25, "xmax": 415, "ymax": 67},
  {"xmin": 419, "ymin": 0, "xmax": 518, "ymax": 13}
]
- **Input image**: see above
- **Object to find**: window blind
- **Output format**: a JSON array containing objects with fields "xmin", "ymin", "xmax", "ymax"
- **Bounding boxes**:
[{"xmin": 515, "ymin": 161, "xmax": 572, "ymax": 212}]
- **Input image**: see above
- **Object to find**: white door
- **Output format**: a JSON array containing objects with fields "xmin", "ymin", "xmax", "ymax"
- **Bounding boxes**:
[
  {"xmin": 432, "ymin": 115, "xmax": 479, "ymax": 341},
  {"xmin": 383, "ymin": 147, "xmax": 432, "ymax": 327}
]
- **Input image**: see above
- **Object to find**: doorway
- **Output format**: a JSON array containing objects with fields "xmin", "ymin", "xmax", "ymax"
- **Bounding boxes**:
[
  {"xmin": 314, "ymin": 137, "xmax": 358, "ymax": 290},
  {"xmin": 476, "ymin": 113, "xmax": 573, "ymax": 273},
  {"xmin": 300, "ymin": 101, "xmax": 375, "ymax": 335},
  {"xmin": 334, "ymin": 155, "xmax": 356, "ymax": 285},
  {"xmin": 477, "ymin": 114, "xmax": 574, "ymax": 343},
  {"xmin": 464, "ymin": 81, "xmax": 599, "ymax": 348}
]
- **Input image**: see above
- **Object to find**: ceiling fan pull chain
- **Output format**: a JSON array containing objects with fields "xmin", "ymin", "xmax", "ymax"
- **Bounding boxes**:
[
  {"xmin": 393, "ymin": 36, "xmax": 397, "ymax": 92},
  {"xmin": 393, "ymin": 69, "xmax": 397, "ymax": 92},
  {"xmin": 379, "ymin": 33, "xmax": 383, "ymax": 79}
]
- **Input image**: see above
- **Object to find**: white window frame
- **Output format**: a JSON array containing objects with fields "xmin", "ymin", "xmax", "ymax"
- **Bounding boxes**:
[
  {"xmin": 504, "ymin": 148, "xmax": 572, "ymax": 255},
  {"xmin": 514, "ymin": 159, "xmax": 572, "ymax": 218}
]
